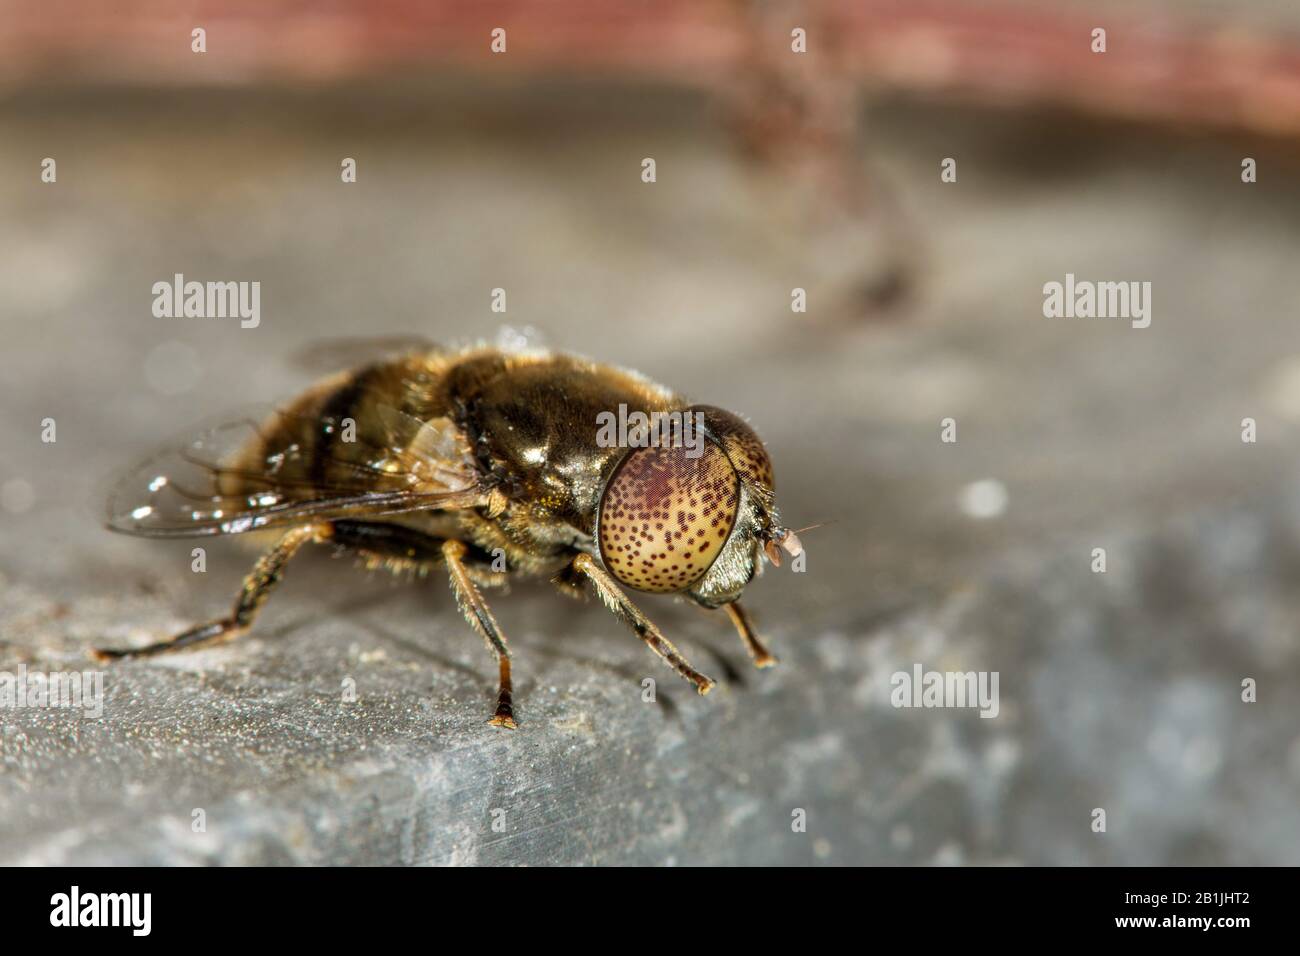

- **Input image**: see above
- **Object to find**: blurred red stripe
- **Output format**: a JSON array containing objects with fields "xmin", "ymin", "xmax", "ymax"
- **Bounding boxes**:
[{"xmin": 3, "ymin": 0, "xmax": 1300, "ymax": 135}]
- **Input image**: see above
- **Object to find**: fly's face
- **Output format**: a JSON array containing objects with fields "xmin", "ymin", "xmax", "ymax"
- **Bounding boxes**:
[{"xmin": 595, "ymin": 404, "xmax": 802, "ymax": 608}]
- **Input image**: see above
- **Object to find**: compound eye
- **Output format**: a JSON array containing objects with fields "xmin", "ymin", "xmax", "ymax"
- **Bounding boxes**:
[
  {"xmin": 689, "ymin": 405, "xmax": 774, "ymax": 490},
  {"xmin": 598, "ymin": 443, "xmax": 740, "ymax": 593}
]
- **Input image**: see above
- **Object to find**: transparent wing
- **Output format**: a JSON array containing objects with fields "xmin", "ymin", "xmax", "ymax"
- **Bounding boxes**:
[{"xmin": 106, "ymin": 403, "xmax": 483, "ymax": 538}]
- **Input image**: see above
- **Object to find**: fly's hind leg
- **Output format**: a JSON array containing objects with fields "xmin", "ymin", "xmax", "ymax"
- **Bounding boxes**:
[
  {"xmin": 266, "ymin": 521, "xmax": 516, "ymax": 728},
  {"xmin": 441, "ymin": 539, "xmax": 518, "ymax": 729},
  {"xmin": 723, "ymin": 601, "xmax": 778, "ymax": 668},
  {"xmin": 571, "ymin": 553, "xmax": 716, "ymax": 695},
  {"xmin": 93, "ymin": 523, "xmax": 330, "ymax": 661}
]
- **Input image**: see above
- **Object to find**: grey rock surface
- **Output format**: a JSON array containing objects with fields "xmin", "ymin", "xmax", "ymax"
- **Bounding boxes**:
[{"xmin": 2, "ymin": 81, "xmax": 1300, "ymax": 864}]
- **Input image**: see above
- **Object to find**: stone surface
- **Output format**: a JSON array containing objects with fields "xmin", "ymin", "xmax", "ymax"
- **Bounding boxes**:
[{"xmin": 3, "ymin": 80, "xmax": 1300, "ymax": 864}]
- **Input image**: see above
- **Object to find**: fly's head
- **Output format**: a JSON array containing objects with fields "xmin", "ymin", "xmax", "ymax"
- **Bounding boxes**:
[{"xmin": 594, "ymin": 404, "xmax": 801, "ymax": 607}]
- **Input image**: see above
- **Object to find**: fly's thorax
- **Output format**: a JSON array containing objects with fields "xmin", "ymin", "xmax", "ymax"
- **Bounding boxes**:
[{"xmin": 450, "ymin": 351, "xmax": 679, "ymax": 532}]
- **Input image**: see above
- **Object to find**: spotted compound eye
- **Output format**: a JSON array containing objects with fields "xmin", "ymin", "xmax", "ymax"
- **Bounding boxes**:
[
  {"xmin": 688, "ymin": 405, "xmax": 774, "ymax": 490},
  {"xmin": 598, "ymin": 443, "xmax": 740, "ymax": 593}
]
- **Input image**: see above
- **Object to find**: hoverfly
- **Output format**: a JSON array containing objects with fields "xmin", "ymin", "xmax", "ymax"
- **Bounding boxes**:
[{"xmin": 96, "ymin": 341, "xmax": 804, "ymax": 728}]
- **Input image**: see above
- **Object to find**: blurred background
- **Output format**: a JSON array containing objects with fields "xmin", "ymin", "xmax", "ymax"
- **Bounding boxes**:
[{"xmin": 3, "ymin": 0, "xmax": 1300, "ymax": 865}]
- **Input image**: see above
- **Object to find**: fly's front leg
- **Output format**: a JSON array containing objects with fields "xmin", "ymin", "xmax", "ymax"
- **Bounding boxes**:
[
  {"xmin": 441, "ymin": 539, "xmax": 518, "ymax": 729},
  {"xmin": 93, "ymin": 523, "xmax": 331, "ymax": 661},
  {"xmin": 571, "ymin": 553, "xmax": 716, "ymax": 695},
  {"xmin": 723, "ymin": 601, "xmax": 778, "ymax": 668}
]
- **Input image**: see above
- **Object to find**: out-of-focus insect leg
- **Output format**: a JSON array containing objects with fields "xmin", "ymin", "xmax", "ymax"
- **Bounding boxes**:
[
  {"xmin": 571, "ymin": 553, "xmax": 716, "ymax": 695},
  {"xmin": 723, "ymin": 601, "xmax": 778, "ymax": 668},
  {"xmin": 441, "ymin": 539, "xmax": 518, "ymax": 730},
  {"xmin": 93, "ymin": 524, "xmax": 330, "ymax": 660}
]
